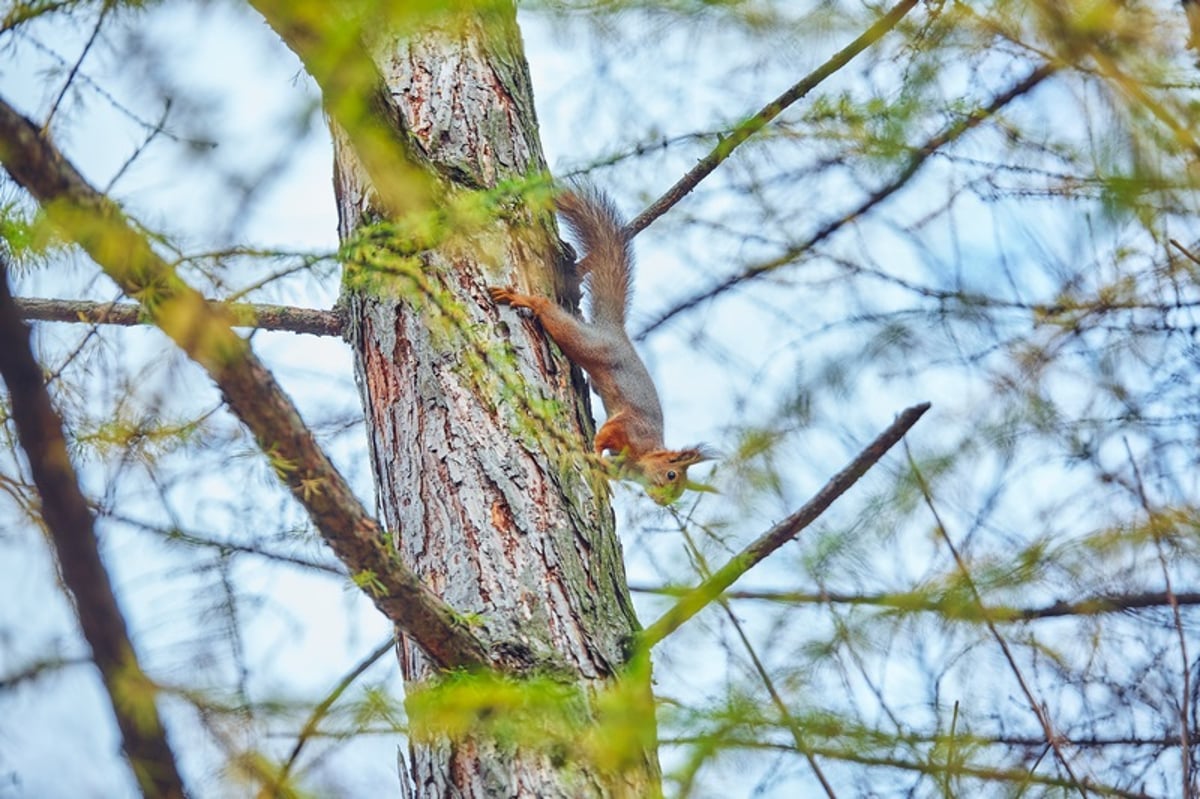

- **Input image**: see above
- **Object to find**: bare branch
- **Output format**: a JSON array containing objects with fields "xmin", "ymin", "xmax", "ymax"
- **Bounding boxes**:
[
  {"xmin": 15, "ymin": 297, "xmax": 345, "ymax": 337},
  {"xmin": 663, "ymin": 736, "xmax": 1152, "ymax": 798},
  {"xmin": 104, "ymin": 511, "xmax": 348, "ymax": 576},
  {"xmin": 637, "ymin": 63, "xmax": 1056, "ymax": 340},
  {"xmin": 906, "ymin": 444, "xmax": 1090, "ymax": 798},
  {"xmin": 42, "ymin": 2, "xmax": 108, "ymax": 132},
  {"xmin": 1124, "ymin": 440, "xmax": 1193, "ymax": 797},
  {"xmin": 632, "ymin": 585, "xmax": 1200, "ymax": 622},
  {"xmin": 626, "ymin": 0, "xmax": 920, "ymax": 238},
  {"xmin": 639, "ymin": 402, "xmax": 930, "ymax": 649},
  {"xmin": 0, "ymin": 95, "xmax": 491, "ymax": 672},
  {"xmin": 675, "ymin": 523, "xmax": 837, "ymax": 797},
  {"xmin": 271, "ymin": 635, "xmax": 397, "ymax": 793},
  {"xmin": 0, "ymin": 655, "xmax": 90, "ymax": 690},
  {"xmin": 1171, "ymin": 238, "xmax": 1200, "ymax": 266},
  {"xmin": 0, "ymin": 261, "xmax": 188, "ymax": 799}
]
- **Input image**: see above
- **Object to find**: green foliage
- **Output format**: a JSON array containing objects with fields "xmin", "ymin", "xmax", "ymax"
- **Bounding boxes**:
[
  {"xmin": 407, "ymin": 669, "xmax": 656, "ymax": 778},
  {"xmin": 0, "ymin": 203, "xmax": 69, "ymax": 268},
  {"xmin": 70, "ymin": 412, "xmax": 200, "ymax": 464},
  {"xmin": 351, "ymin": 683, "xmax": 405, "ymax": 730},
  {"xmin": 351, "ymin": 569, "xmax": 387, "ymax": 597}
]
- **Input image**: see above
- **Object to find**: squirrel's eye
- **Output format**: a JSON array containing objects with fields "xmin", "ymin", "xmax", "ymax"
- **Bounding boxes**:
[{"xmin": 666, "ymin": 470, "xmax": 677, "ymax": 481}]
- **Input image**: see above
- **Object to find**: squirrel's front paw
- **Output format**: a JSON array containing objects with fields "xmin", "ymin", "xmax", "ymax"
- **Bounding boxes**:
[
  {"xmin": 490, "ymin": 287, "xmax": 540, "ymax": 312},
  {"xmin": 489, "ymin": 286, "xmax": 514, "ymax": 304}
]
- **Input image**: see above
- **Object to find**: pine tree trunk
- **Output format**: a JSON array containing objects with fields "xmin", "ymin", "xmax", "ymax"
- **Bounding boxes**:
[{"xmin": 333, "ymin": 8, "xmax": 661, "ymax": 796}]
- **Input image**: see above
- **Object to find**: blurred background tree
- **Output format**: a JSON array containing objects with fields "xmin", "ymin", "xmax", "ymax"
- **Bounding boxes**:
[{"xmin": 1, "ymin": 0, "xmax": 1199, "ymax": 796}]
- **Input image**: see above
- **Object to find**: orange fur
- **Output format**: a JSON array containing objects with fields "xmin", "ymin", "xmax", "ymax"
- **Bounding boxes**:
[{"xmin": 490, "ymin": 187, "xmax": 712, "ymax": 504}]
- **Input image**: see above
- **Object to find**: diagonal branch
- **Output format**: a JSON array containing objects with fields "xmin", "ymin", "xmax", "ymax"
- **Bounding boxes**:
[
  {"xmin": 0, "ymin": 95, "xmax": 489, "ymax": 671},
  {"xmin": 637, "ymin": 63, "xmax": 1056, "ymax": 340},
  {"xmin": 639, "ymin": 402, "xmax": 930, "ymax": 649},
  {"xmin": 15, "ymin": 297, "xmax": 345, "ymax": 337},
  {"xmin": 246, "ymin": 0, "xmax": 443, "ymax": 217},
  {"xmin": 272, "ymin": 634, "xmax": 397, "ymax": 793},
  {"xmin": 0, "ymin": 261, "xmax": 188, "ymax": 799},
  {"xmin": 626, "ymin": 0, "xmax": 920, "ymax": 237},
  {"xmin": 42, "ymin": 1, "xmax": 108, "ymax": 132},
  {"xmin": 675, "ymin": 522, "xmax": 837, "ymax": 797},
  {"xmin": 1124, "ymin": 440, "xmax": 1193, "ymax": 797},
  {"xmin": 905, "ymin": 443, "xmax": 1090, "ymax": 798}
]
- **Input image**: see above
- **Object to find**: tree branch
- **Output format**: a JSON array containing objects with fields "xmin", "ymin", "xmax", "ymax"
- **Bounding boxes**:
[
  {"xmin": 246, "ymin": 0, "xmax": 444, "ymax": 216},
  {"xmin": 639, "ymin": 402, "xmax": 931, "ymax": 649},
  {"xmin": 1124, "ymin": 440, "xmax": 1193, "ymax": 797},
  {"xmin": 906, "ymin": 444, "xmax": 1089, "ymax": 798},
  {"xmin": 0, "ymin": 95, "xmax": 490, "ymax": 671},
  {"xmin": 674, "ymin": 524, "xmax": 837, "ymax": 797},
  {"xmin": 15, "ymin": 296, "xmax": 345, "ymax": 337},
  {"xmin": 272, "ymin": 634, "xmax": 397, "ymax": 793},
  {"xmin": 0, "ymin": 655, "xmax": 91, "ymax": 691},
  {"xmin": 663, "ymin": 736, "xmax": 1150, "ymax": 799},
  {"xmin": 637, "ymin": 63, "xmax": 1056, "ymax": 340},
  {"xmin": 632, "ymin": 585, "xmax": 1200, "ymax": 622},
  {"xmin": 0, "ymin": 261, "xmax": 188, "ymax": 799},
  {"xmin": 626, "ymin": 0, "xmax": 920, "ymax": 238},
  {"xmin": 104, "ymin": 511, "xmax": 348, "ymax": 576}
]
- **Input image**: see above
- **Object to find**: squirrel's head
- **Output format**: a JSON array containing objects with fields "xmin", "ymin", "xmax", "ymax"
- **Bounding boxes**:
[{"xmin": 635, "ymin": 447, "xmax": 715, "ymax": 505}]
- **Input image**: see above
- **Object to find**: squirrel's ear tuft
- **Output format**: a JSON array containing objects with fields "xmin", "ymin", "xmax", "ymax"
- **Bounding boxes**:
[{"xmin": 668, "ymin": 445, "xmax": 717, "ymax": 467}]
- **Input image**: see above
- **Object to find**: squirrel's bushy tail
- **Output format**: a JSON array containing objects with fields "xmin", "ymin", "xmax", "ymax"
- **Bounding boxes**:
[{"xmin": 555, "ymin": 186, "xmax": 632, "ymax": 328}]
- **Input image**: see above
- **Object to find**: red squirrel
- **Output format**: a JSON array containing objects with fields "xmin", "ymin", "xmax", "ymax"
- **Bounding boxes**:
[{"xmin": 490, "ymin": 186, "xmax": 711, "ymax": 505}]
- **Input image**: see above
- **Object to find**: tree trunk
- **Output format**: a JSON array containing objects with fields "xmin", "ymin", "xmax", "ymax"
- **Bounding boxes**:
[{"xmin": 333, "ymin": 8, "xmax": 660, "ymax": 797}]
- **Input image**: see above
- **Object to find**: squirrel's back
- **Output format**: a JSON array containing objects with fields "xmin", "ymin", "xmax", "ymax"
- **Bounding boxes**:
[{"xmin": 555, "ymin": 187, "xmax": 632, "ymax": 329}]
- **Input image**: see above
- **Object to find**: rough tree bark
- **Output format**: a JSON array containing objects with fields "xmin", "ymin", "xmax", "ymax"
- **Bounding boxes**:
[{"xmin": 332, "ymin": 7, "xmax": 660, "ymax": 797}]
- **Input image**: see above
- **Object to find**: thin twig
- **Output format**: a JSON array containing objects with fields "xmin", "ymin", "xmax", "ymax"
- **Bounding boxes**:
[
  {"xmin": 1123, "ymin": 439, "xmax": 1193, "ymax": 798},
  {"xmin": 41, "ymin": 3, "xmax": 109, "ymax": 132},
  {"xmin": 637, "ymin": 63, "xmax": 1056, "ymax": 340},
  {"xmin": 0, "ymin": 655, "xmax": 91, "ymax": 690},
  {"xmin": 105, "ymin": 100, "xmax": 172, "ymax": 194},
  {"xmin": 676, "ymin": 520, "xmax": 838, "ymax": 798},
  {"xmin": 106, "ymin": 511, "xmax": 348, "ymax": 576},
  {"xmin": 626, "ymin": 0, "xmax": 921, "ymax": 237},
  {"xmin": 268, "ymin": 635, "xmax": 397, "ymax": 795},
  {"xmin": 640, "ymin": 402, "xmax": 930, "ymax": 649},
  {"xmin": 904, "ymin": 443, "xmax": 1090, "ymax": 799},
  {"xmin": 1170, "ymin": 238, "xmax": 1200, "ymax": 266}
]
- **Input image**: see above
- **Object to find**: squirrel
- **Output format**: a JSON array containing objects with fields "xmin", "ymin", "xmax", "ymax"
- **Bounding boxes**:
[{"xmin": 490, "ymin": 186, "xmax": 712, "ymax": 505}]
